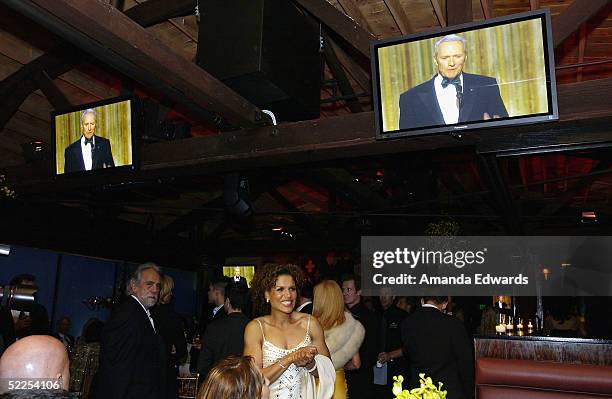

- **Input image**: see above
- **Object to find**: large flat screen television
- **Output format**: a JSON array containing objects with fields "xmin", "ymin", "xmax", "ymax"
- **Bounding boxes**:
[
  {"xmin": 52, "ymin": 96, "xmax": 138, "ymax": 176},
  {"xmin": 371, "ymin": 10, "xmax": 558, "ymax": 140}
]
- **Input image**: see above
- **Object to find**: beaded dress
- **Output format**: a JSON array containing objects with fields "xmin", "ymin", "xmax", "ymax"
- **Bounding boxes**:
[{"xmin": 257, "ymin": 316, "xmax": 311, "ymax": 399}]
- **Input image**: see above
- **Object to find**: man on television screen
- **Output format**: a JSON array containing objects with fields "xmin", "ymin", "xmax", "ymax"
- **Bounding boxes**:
[
  {"xmin": 398, "ymin": 34, "xmax": 508, "ymax": 130},
  {"xmin": 64, "ymin": 108, "xmax": 115, "ymax": 173}
]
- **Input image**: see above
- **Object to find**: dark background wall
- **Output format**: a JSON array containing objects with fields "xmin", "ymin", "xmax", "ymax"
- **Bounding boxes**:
[{"xmin": 0, "ymin": 245, "xmax": 197, "ymax": 338}]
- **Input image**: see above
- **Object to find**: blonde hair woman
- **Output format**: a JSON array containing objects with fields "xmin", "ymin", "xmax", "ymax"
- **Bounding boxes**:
[
  {"xmin": 312, "ymin": 280, "xmax": 365, "ymax": 399},
  {"xmin": 197, "ymin": 355, "xmax": 269, "ymax": 399}
]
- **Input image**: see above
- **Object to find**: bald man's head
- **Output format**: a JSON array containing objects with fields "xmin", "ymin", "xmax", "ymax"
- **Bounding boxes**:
[{"xmin": 0, "ymin": 336, "xmax": 69, "ymax": 392}]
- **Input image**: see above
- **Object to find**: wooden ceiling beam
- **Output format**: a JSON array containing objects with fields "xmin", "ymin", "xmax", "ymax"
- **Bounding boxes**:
[
  {"xmin": 6, "ymin": 77, "xmax": 612, "ymax": 192},
  {"xmin": 3, "ymin": 0, "xmax": 262, "ymax": 129},
  {"xmin": 0, "ymin": 47, "xmax": 75, "ymax": 132},
  {"xmin": 310, "ymin": 168, "xmax": 390, "ymax": 210},
  {"xmin": 479, "ymin": 0, "xmax": 494, "ymax": 19},
  {"xmin": 552, "ymin": 0, "xmax": 611, "ymax": 48},
  {"xmin": 124, "ymin": 0, "xmax": 194, "ymax": 28},
  {"xmin": 328, "ymin": 37, "xmax": 371, "ymax": 94},
  {"xmin": 322, "ymin": 31, "xmax": 363, "ymax": 113},
  {"xmin": 430, "ymin": 0, "xmax": 447, "ymax": 27},
  {"xmin": 34, "ymin": 70, "xmax": 72, "ymax": 110},
  {"xmin": 384, "ymin": 0, "xmax": 415, "ymax": 35},
  {"xmin": 291, "ymin": 0, "xmax": 376, "ymax": 59},
  {"xmin": 446, "ymin": 0, "xmax": 472, "ymax": 26},
  {"xmin": 525, "ymin": 159, "xmax": 612, "ymax": 233},
  {"xmin": 335, "ymin": 0, "xmax": 374, "ymax": 33},
  {"xmin": 267, "ymin": 188, "xmax": 323, "ymax": 239}
]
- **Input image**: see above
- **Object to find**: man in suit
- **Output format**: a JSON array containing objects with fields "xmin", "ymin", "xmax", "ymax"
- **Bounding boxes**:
[
  {"xmin": 342, "ymin": 274, "xmax": 381, "ymax": 399},
  {"xmin": 53, "ymin": 316, "xmax": 75, "ymax": 350},
  {"xmin": 230, "ymin": 267, "xmax": 248, "ymax": 288},
  {"xmin": 197, "ymin": 285, "xmax": 249, "ymax": 382},
  {"xmin": 93, "ymin": 263, "xmax": 164, "ymax": 399},
  {"xmin": 399, "ymin": 34, "xmax": 508, "ymax": 130},
  {"xmin": 296, "ymin": 282, "xmax": 313, "ymax": 314},
  {"xmin": 400, "ymin": 296, "xmax": 474, "ymax": 399},
  {"xmin": 189, "ymin": 279, "xmax": 227, "ymax": 373},
  {"xmin": 64, "ymin": 108, "xmax": 115, "ymax": 173}
]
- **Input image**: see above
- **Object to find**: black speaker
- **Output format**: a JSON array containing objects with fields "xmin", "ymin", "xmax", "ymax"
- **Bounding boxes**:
[
  {"xmin": 223, "ymin": 174, "xmax": 254, "ymax": 218},
  {"xmin": 196, "ymin": 0, "xmax": 320, "ymax": 122}
]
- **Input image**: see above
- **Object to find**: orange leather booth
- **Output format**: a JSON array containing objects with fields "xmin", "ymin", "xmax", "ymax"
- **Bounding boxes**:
[{"xmin": 476, "ymin": 358, "xmax": 612, "ymax": 398}]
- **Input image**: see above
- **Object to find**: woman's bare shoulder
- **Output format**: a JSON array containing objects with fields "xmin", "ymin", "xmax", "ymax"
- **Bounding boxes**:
[
  {"xmin": 292, "ymin": 311, "xmax": 310, "ymax": 323},
  {"xmin": 245, "ymin": 317, "xmax": 267, "ymax": 334}
]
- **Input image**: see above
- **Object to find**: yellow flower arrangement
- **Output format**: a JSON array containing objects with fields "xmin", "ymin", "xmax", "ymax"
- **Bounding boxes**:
[
  {"xmin": 0, "ymin": 174, "xmax": 16, "ymax": 199},
  {"xmin": 392, "ymin": 374, "xmax": 447, "ymax": 399}
]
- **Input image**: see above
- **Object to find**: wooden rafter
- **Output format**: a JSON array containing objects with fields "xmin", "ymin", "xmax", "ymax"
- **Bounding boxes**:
[
  {"xmin": 5, "ymin": 77, "xmax": 612, "ymax": 192},
  {"xmin": 3, "ymin": 0, "xmax": 262, "ymax": 128},
  {"xmin": 323, "ymin": 31, "xmax": 363, "ymax": 113},
  {"xmin": 477, "ymin": 154, "xmax": 523, "ymax": 234},
  {"xmin": 552, "ymin": 0, "xmax": 611, "ymax": 48},
  {"xmin": 159, "ymin": 196, "xmax": 223, "ymax": 236},
  {"xmin": 526, "ymin": 159, "xmax": 612, "ymax": 233},
  {"xmin": 384, "ymin": 0, "xmax": 414, "ymax": 35},
  {"xmin": 310, "ymin": 168, "xmax": 390, "ymax": 210},
  {"xmin": 35, "ymin": 70, "xmax": 72, "ymax": 110},
  {"xmin": 291, "ymin": 0, "xmax": 376, "ymax": 59},
  {"xmin": 0, "ymin": 47, "xmax": 76, "ymax": 132},
  {"xmin": 329, "ymin": 38, "xmax": 371, "ymax": 94},
  {"xmin": 124, "ymin": 0, "xmax": 194, "ymax": 28},
  {"xmin": 577, "ymin": 23, "xmax": 587, "ymax": 82},
  {"xmin": 446, "ymin": 0, "xmax": 473, "ymax": 26},
  {"xmin": 430, "ymin": 0, "xmax": 447, "ymax": 27},
  {"xmin": 479, "ymin": 0, "xmax": 494, "ymax": 19},
  {"xmin": 335, "ymin": 0, "xmax": 374, "ymax": 33},
  {"xmin": 267, "ymin": 188, "xmax": 323, "ymax": 239}
]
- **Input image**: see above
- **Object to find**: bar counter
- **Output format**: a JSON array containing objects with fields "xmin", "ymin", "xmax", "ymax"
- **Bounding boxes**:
[{"xmin": 474, "ymin": 334, "xmax": 612, "ymax": 365}]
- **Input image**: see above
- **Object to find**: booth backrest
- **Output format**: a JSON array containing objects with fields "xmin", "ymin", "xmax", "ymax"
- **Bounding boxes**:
[{"xmin": 476, "ymin": 358, "xmax": 612, "ymax": 398}]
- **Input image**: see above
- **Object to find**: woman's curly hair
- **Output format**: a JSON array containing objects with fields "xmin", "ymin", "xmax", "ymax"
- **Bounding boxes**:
[{"xmin": 251, "ymin": 263, "xmax": 305, "ymax": 316}]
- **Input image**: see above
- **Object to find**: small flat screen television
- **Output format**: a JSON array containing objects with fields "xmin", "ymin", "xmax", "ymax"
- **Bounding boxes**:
[
  {"xmin": 52, "ymin": 96, "xmax": 138, "ymax": 175},
  {"xmin": 371, "ymin": 10, "xmax": 558, "ymax": 140},
  {"xmin": 223, "ymin": 265, "xmax": 255, "ymax": 288}
]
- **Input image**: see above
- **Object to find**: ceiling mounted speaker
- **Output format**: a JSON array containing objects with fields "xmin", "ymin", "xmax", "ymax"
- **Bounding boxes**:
[{"xmin": 223, "ymin": 174, "xmax": 254, "ymax": 218}]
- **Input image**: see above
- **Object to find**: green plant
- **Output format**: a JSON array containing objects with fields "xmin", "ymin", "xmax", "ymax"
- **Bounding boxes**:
[
  {"xmin": 392, "ymin": 374, "xmax": 447, "ymax": 399},
  {"xmin": 425, "ymin": 219, "xmax": 460, "ymax": 236}
]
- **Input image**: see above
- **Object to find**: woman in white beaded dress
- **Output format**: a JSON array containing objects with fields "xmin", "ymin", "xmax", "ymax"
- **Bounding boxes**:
[{"xmin": 244, "ymin": 264, "xmax": 335, "ymax": 399}]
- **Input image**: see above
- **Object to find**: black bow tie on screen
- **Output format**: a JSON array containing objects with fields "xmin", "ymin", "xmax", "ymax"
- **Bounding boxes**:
[
  {"xmin": 441, "ymin": 75, "xmax": 463, "ymax": 109},
  {"xmin": 84, "ymin": 137, "xmax": 94, "ymax": 146},
  {"xmin": 441, "ymin": 76, "xmax": 461, "ymax": 89}
]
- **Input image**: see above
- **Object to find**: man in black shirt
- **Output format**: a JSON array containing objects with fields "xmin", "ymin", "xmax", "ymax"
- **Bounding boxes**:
[
  {"xmin": 197, "ymin": 285, "xmax": 250, "ymax": 383},
  {"xmin": 375, "ymin": 289, "xmax": 409, "ymax": 397},
  {"xmin": 341, "ymin": 274, "xmax": 380, "ymax": 399}
]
